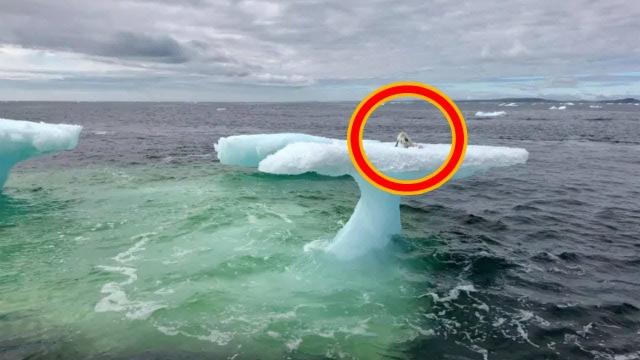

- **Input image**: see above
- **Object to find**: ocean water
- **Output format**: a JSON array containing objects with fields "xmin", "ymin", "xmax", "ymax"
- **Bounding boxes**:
[{"xmin": 1, "ymin": 101, "xmax": 639, "ymax": 359}]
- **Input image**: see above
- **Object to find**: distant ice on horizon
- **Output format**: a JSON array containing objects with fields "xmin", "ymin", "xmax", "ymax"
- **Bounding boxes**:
[{"xmin": 475, "ymin": 111, "xmax": 507, "ymax": 118}]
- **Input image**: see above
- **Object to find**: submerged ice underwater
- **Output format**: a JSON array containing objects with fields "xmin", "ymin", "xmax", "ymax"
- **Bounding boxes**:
[
  {"xmin": 0, "ymin": 115, "xmax": 529, "ymax": 358},
  {"xmin": 1, "ymin": 100, "xmax": 639, "ymax": 360}
]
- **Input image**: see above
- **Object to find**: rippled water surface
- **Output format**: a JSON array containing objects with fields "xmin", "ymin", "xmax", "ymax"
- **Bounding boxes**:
[{"xmin": 1, "ymin": 101, "xmax": 639, "ymax": 359}]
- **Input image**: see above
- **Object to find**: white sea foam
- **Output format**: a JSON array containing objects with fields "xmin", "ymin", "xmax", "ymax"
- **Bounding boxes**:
[
  {"xmin": 286, "ymin": 338, "xmax": 303, "ymax": 351},
  {"xmin": 422, "ymin": 284, "xmax": 555, "ymax": 353},
  {"xmin": 407, "ymin": 321, "xmax": 436, "ymax": 337},
  {"xmin": 156, "ymin": 325, "xmax": 180, "ymax": 336},
  {"xmin": 615, "ymin": 351, "xmax": 640, "ymax": 360},
  {"xmin": 195, "ymin": 329, "xmax": 234, "ymax": 346},
  {"xmin": 113, "ymin": 233, "xmax": 154, "ymax": 263},
  {"xmin": 95, "ymin": 235, "xmax": 164, "ymax": 319},
  {"xmin": 303, "ymin": 238, "xmax": 331, "ymax": 253},
  {"xmin": 94, "ymin": 266, "xmax": 165, "ymax": 319},
  {"xmin": 421, "ymin": 284, "xmax": 477, "ymax": 302},
  {"xmin": 155, "ymin": 324, "xmax": 234, "ymax": 346}
]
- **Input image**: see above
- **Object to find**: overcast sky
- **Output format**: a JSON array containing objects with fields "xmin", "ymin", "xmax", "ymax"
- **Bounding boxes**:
[{"xmin": 0, "ymin": 0, "xmax": 638, "ymax": 101}]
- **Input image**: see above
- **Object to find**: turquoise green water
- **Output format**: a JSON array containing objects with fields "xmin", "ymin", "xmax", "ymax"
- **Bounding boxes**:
[{"xmin": 1, "ymin": 164, "xmax": 434, "ymax": 359}]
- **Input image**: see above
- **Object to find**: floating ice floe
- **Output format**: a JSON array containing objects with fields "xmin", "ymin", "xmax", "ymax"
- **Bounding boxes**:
[
  {"xmin": 549, "ymin": 105, "xmax": 566, "ymax": 110},
  {"xmin": 0, "ymin": 118, "xmax": 82, "ymax": 188},
  {"xmin": 216, "ymin": 133, "xmax": 528, "ymax": 259},
  {"xmin": 475, "ymin": 111, "xmax": 506, "ymax": 118},
  {"xmin": 589, "ymin": 105, "xmax": 602, "ymax": 109},
  {"xmin": 499, "ymin": 103, "xmax": 518, "ymax": 107}
]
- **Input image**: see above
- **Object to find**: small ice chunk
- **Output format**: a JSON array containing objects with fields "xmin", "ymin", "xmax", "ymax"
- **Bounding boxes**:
[{"xmin": 475, "ymin": 111, "xmax": 506, "ymax": 118}]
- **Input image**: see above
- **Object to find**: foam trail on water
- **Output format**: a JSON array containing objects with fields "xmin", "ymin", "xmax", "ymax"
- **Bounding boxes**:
[
  {"xmin": 0, "ymin": 118, "xmax": 82, "ymax": 188},
  {"xmin": 216, "ymin": 133, "xmax": 528, "ymax": 259}
]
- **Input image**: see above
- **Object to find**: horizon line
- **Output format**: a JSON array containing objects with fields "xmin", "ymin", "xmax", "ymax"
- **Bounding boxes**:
[{"xmin": 0, "ymin": 97, "xmax": 638, "ymax": 104}]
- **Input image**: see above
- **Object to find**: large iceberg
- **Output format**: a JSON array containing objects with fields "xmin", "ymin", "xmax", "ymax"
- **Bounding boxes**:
[
  {"xmin": 215, "ymin": 133, "xmax": 528, "ymax": 259},
  {"xmin": 0, "ymin": 118, "xmax": 82, "ymax": 188}
]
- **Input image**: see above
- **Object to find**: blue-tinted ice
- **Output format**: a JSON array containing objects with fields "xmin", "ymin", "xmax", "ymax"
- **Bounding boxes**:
[
  {"xmin": 0, "ymin": 118, "xmax": 82, "ymax": 188},
  {"xmin": 215, "ymin": 133, "xmax": 528, "ymax": 259}
]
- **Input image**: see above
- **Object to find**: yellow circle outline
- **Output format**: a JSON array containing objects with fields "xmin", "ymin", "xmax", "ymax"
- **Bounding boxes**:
[{"xmin": 346, "ymin": 81, "xmax": 468, "ymax": 195}]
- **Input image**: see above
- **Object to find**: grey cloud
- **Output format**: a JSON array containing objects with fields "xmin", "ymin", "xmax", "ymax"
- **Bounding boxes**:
[
  {"xmin": 0, "ymin": 0, "xmax": 638, "ymax": 99},
  {"xmin": 99, "ymin": 32, "xmax": 189, "ymax": 63}
]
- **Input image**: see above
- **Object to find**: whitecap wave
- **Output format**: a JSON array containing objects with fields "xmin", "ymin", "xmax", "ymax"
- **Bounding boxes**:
[{"xmin": 475, "ymin": 111, "xmax": 506, "ymax": 118}]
